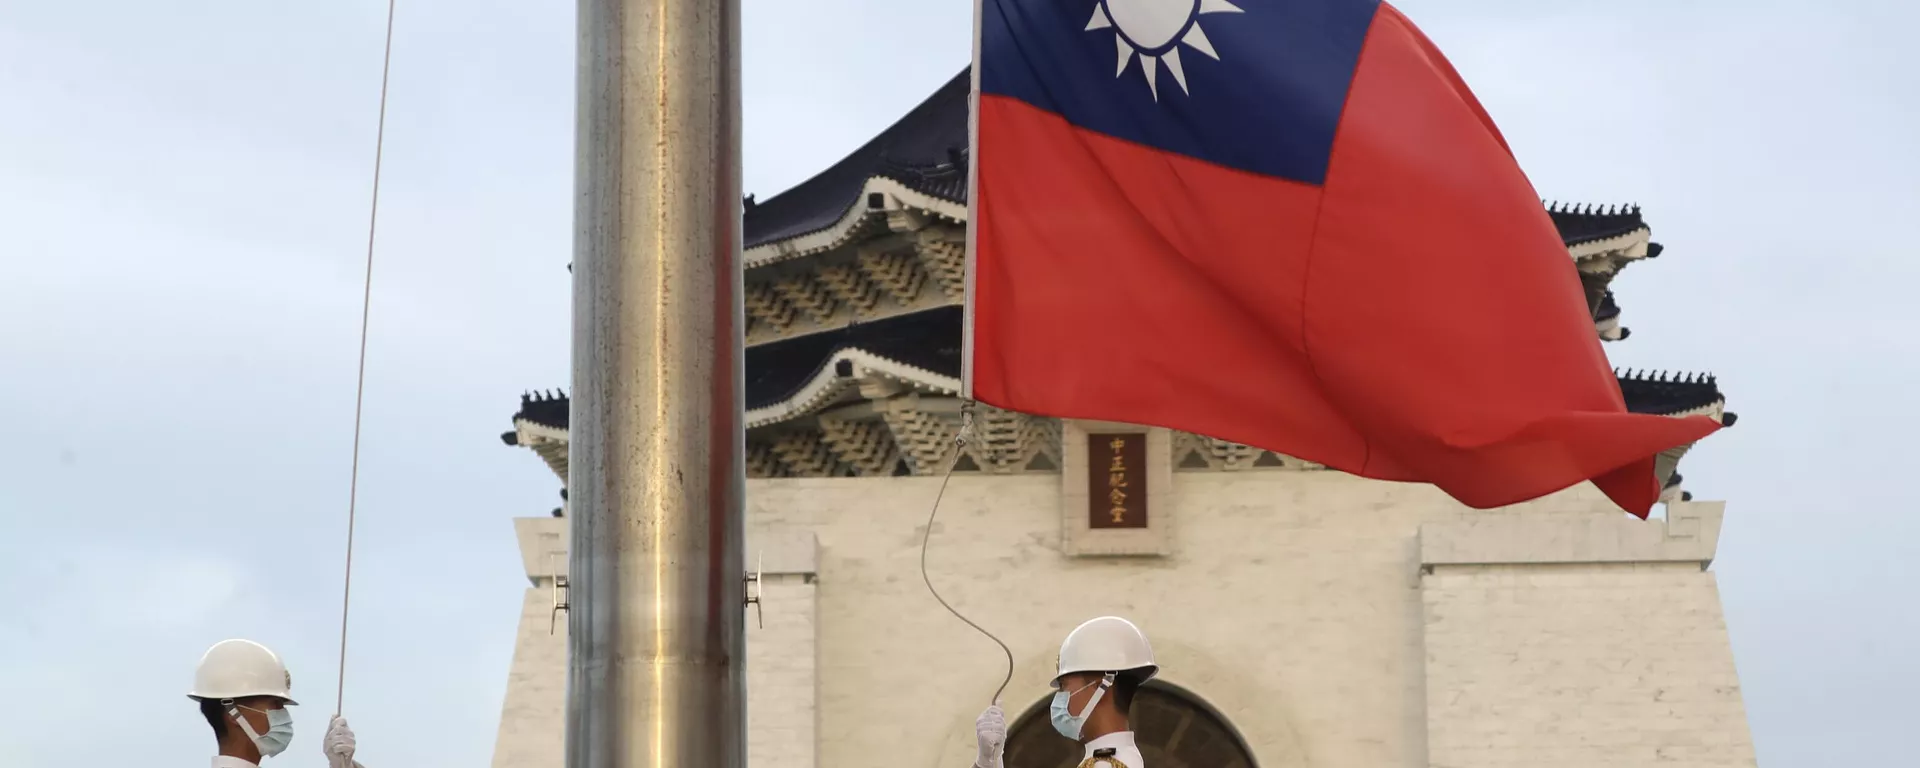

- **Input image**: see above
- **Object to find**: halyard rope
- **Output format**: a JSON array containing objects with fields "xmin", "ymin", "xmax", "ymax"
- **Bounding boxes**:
[
  {"xmin": 918, "ymin": 401, "xmax": 1017, "ymax": 705},
  {"xmin": 325, "ymin": 3, "xmax": 1010, "ymax": 718},
  {"xmin": 335, "ymin": 0, "xmax": 399, "ymax": 718}
]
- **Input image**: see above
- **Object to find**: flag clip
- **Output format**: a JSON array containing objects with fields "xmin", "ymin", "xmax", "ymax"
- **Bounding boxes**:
[
  {"xmin": 548, "ymin": 553, "xmax": 570, "ymax": 636},
  {"xmin": 743, "ymin": 552, "xmax": 764, "ymax": 629}
]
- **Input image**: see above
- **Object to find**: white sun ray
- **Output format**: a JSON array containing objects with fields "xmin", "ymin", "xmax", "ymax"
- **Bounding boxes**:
[
  {"xmin": 1162, "ymin": 47, "xmax": 1187, "ymax": 94},
  {"xmin": 1087, "ymin": 6, "xmax": 1112, "ymax": 30},
  {"xmin": 1089, "ymin": 0, "xmax": 1246, "ymax": 100},
  {"xmin": 1183, "ymin": 22, "xmax": 1220, "ymax": 60}
]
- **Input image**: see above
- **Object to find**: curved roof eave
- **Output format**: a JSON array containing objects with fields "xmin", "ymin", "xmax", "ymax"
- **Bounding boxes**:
[
  {"xmin": 744, "ymin": 176, "xmax": 966, "ymax": 268},
  {"xmin": 742, "ymin": 68, "xmax": 971, "ymax": 252},
  {"xmin": 744, "ymin": 347, "xmax": 962, "ymax": 428},
  {"xmin": 510, "ymin": 353, "xmax": 1732, "ymax": 438}
]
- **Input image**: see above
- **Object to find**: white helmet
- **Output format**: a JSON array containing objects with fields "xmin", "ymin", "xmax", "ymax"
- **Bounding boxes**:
[
  {"xmin": 187, "ymin": 639, "xmax": 297, "ymax": 704},
  {"xmin": 1051, "ymin": 616, "xmax": 1157, "ymax": 688}
]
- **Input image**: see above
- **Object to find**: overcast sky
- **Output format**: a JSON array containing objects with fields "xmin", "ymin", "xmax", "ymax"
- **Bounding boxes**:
[{"xmin": 1, "ymin": 0, "xmax": 1913, "ymax": 766}]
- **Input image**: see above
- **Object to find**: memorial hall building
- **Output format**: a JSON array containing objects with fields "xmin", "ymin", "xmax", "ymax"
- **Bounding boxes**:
[{"xmin": 490, "ymin": 70, "xmax": 1756, "ymax": 768}]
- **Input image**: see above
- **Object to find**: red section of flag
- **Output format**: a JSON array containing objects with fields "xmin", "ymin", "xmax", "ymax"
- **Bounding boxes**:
[{"xmin": 967, "ymin": 4, "xmax": 1719, "ymax": 515}]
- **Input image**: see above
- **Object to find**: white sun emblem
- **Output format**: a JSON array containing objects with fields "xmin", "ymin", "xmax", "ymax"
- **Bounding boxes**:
[{"xmin": 1087, "ymin": 0, "xmax": 1244, "ymax": 101}]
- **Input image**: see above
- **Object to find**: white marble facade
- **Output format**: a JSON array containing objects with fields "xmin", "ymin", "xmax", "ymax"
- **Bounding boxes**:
[{"xmin": 491, "ymin": 421, "xmax": 1757, "ymax": 768}]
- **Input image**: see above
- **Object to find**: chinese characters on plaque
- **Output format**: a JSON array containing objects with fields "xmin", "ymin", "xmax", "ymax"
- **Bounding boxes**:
[{"xmin": 1089, "ymin": 433, "xmax": 1148, "ymax": 529}]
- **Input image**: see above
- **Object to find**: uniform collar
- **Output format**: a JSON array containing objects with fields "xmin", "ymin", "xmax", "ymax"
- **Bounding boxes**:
[
  {"xmin": 213, "ymin": 756, "xmax": 259, "ymax": 768},
  {"xmin": 1083, "ymin": 730, "xmax": 1137, "ymax": 758}
]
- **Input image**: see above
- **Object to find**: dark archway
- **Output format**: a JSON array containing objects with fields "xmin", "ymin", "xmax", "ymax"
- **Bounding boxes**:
[{"xmin": 1003, "ymin": 682, "xmax": 1256, "ymax": 768}]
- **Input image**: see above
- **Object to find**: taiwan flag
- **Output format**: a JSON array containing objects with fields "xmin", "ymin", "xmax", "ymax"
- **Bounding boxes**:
[{"xmin": 962, "ymin": 0, "xmax": 1720, "ymax": 516}]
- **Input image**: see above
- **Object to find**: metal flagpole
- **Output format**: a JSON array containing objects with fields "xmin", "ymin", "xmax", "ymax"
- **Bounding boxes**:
[{"xmin": 568, "ymin": 0, "xmax": 746, "ymax": 766}]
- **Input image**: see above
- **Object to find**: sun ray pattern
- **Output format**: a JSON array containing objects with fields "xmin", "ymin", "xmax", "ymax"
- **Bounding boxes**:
[
  {"xmin": 1088, "ymin": 0, "xmax": 1243, "ymax": 100},
  {"xmin": 1162, "ymin": 47, "xmax": 1188, "ymax": 94},
  {"xmin": 1183, "ymin": 23, "xmax": 1220, "ymax": 60}
]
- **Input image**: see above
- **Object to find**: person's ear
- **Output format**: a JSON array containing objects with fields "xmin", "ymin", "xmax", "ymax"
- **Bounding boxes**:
[{"xmin": 228, "ymin": 699, "xmax": 264, "ymax": 730}]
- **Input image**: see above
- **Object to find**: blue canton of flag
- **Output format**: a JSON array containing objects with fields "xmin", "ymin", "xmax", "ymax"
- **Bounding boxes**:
[{"xmin": 980, "ymin": 0, "xmax": 1380, "ymax": 185}]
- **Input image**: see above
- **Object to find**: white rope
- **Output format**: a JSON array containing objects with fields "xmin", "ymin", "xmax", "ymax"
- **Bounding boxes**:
[
  {"xmin": 335, "ymin": 0, "xmax": 399, "ymax": 718},
  {"xmin": 917, "ymin": 401, "xmax": 1017, "ymax": 705}
]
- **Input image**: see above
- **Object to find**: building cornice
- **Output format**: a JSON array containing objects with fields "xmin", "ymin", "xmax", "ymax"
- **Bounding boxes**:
[
  {"xmin": 745, "ymin": 176, "xmax": 966, "ymax": 269},
  {"xmin": 745, "ymin": 347, "xmax": 961, "ymax": 429},
  {"xmin": 503, "ymin": 360, "xmax": 1732, "ymax": 501}
]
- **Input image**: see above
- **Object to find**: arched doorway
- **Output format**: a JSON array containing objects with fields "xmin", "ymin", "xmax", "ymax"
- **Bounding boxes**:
[{"xmin": 1003, "ymin": 682, "xmax": 1256, "ymax": 768}]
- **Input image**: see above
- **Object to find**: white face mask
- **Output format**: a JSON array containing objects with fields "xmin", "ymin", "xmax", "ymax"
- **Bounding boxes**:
[
  {"xmin": 1049, "ymin": 675, "xmax": 1111, "ymax": 742},
  {"xmin": 230, "ymin": 704, "xmax": 295, "ymax": 758}
]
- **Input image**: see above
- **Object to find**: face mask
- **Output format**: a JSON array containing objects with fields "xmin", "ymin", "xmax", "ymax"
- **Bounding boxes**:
[
  {"xmin": 1049, "ymin": 676, "xmax": 1110, "ymax": 741},
  {"xmin": 231, "ymin": 705, "xmax": 295, "ymax": 758}
]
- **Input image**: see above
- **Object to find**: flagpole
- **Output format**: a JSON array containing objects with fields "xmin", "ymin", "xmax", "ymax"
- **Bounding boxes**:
[
  {"xmin": 568, "ymin": 0, "xmax": 746, "ymax": 766},
  {"xmin": 960, "ymin": 0, "xmax": 985, "ymax": 401}
]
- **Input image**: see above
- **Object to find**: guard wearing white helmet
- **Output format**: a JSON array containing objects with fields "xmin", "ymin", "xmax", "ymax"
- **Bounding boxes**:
[
  {"xmin": 974, "ymin": 616, "xmax": 1157, "ymax": 768},
  {"xmin": 187, "ymin": 639, "xmax": 368, "ymax": 768}
]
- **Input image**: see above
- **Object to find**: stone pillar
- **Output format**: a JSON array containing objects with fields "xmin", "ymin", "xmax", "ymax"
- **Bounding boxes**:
[
  {"xmin": 747, "ymin": 529, "xmax": 820, "ymax": 768},
  {"xmin": 492, "ymin": 517, "xmax": 570, "ymax": 768},
  {"xmin": 491, "ymin": 521, "xmax": 821, "ymax": 768},
  {"xmin": 1418, "ymin": 501, "xmax": 1758, "ymax": 766}
]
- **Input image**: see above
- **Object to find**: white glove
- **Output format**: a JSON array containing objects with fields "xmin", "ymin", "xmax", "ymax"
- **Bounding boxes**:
[
  {"xmin": 973, "ymin": 704, "xmax": 1006, "ymax": 768},
  {"xmin": 323, "ymin": 716, "xmax": 359, "ymax": 768}
]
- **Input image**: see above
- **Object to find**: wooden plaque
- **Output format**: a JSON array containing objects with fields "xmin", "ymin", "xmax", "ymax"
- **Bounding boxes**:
[{"xmin": 1089, "ymin": 433, "xmax": 1148, "ymax": 529}]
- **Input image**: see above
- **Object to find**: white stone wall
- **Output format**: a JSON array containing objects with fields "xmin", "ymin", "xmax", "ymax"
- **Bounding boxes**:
[
  {"xmin": 1420, "ymin": 503, "xmax": 1756, "ymax": 767},
  {"xmin": 491, "ymin": 523, "xmax": 823, "ymax": 768},
  {"xmin": 1422, "ymin": 564, "xmax": 1756, "ymax": 768},
  {"xmin": 753, "ymin": 471, "xmax": 1624, "ymax": 768},
  {"xmin": 493, "ymin": 470, "xmax": 1754, "ymax": 768},
  {"xmin": 747, "ymin": 530, "xmax": 819, "ymax": 768},
  {"xmin": 491, "ymin": 587, "xmax": 566, "ymax": 768},
  {"xmin": 492, "ymin": 517, "xmax": 569, "ymax": 768}
]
